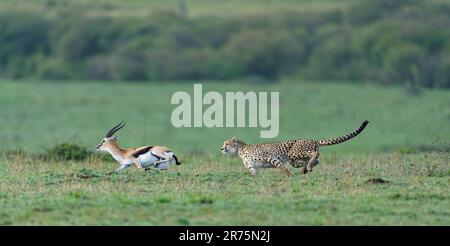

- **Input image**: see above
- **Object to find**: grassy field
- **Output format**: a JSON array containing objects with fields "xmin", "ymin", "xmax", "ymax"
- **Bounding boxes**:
[
  {"xmin": 0, "ymin": 80, "xmax": 449, "ymax": 153},
  {"xmin": 0, "ymin": 152, "xmax": 448, "ymax": 225},
  {"xmin": 1, "ymin": 0, "xmax": 354, "ymax": 17},
  {"xmin": 0, "ymin": 80, "xmax": 449, "ymax": 225}
]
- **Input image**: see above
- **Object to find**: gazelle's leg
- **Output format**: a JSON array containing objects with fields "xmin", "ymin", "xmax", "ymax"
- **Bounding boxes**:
[
  {"xmin": 133, "ymin": 157, "xmax": 143, "ymax": 169},
  {"xmin": 149, "ymin": 152, "xmax": 173, "ymax": 170},
  {"xmin": 153, "ymin": 152, "xmax": 173, "ymax": 165},
  {"xmin": 116, "ymin": 164, "xmax": 128, "ymax": 172},
  {"xmin": 155, "ymin": 162, "xmax": 170, "ymax": 170}
]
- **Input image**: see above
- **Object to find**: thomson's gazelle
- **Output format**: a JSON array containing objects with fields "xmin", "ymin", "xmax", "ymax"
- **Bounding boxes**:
[{"xmin": 96, "ymin": 121, "xmax": 181, "ymax": 172}]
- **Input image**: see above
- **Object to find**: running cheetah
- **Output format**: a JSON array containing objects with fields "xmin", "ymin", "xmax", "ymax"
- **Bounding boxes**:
[{"xmin": 221, "ymin": 120, "xmax": 369, "ymax": 176}]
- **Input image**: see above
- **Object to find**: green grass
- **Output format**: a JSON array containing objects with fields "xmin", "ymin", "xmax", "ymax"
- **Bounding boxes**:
[
  {"xmin": 0, "ymin": 152, "xmax": 448, "ymax": 225},
  {"xmin": 0, "ymin": 79, "xmax": 449, "ymax": 225},
  {"xmin": 0, "ymin": 80, "xmax": 448, "ymax": 153}
]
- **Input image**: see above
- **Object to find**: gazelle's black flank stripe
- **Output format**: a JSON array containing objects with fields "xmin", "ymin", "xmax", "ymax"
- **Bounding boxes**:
[
  {"xmin": 317, "ymin": 120, "xmax": 369, "ymax": 146},
  {"xmin": 131, "ymin": 146, "xmax": 154, "ymax": 158}
]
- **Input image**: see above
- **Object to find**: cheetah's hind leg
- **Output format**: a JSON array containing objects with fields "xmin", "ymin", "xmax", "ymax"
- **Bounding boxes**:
[
  {"xmin": 305, "ymin": 152, "xmax": 319, "ymax": 173},
  {"xmin": 291, "ymin": 158, "xmax": 307, "ymax": 168},
  {"xmin": 290, "ymin": 158, "xmax": 310, "ymax": 174}
]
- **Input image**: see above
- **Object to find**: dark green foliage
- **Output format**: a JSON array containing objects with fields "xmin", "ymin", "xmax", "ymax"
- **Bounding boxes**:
[
  {"xmin": 187, "ymin": 194, "xmax": 215, "ymax": 204},
  {"xmin": 0, "ymin": 0, "xmax": 449, "ymax": 87},
  {"xmin": 223, "ymin": 29, "xmax": 303, "ymax": 78},
  {"xmin": 44, "ymin": 143, "xmax": 90, "ymax": 161},
  {"xmin": 0, "ymin": 12, "xmax": 50, "ymax": 78},
  {"xmin": 41, "ymin": 143, "xmax": 115, "ymax": 162}
]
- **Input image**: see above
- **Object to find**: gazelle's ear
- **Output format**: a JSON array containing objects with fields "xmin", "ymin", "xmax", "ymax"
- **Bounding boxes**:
[{"xmin": 112, "ymin": 136, "xmax": 119, "ymax": 141}]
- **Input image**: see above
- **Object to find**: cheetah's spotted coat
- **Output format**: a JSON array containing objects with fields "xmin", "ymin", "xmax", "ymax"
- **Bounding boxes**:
[{"xmin": 221, "ymin": 120, "xmax": 369, "ymax": 176}]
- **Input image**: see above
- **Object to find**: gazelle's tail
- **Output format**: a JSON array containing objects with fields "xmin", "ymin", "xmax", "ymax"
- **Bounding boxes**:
[
  {"xmin": 317, "ymin": 120, "xmax": 369, "ymax": 146},
  {"xmin": 173, "ymin": 155, "xmax": 181, "ymax": 165}
]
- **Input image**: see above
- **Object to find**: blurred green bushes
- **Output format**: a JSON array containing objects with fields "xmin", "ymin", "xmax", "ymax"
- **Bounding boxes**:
[
  {"xmin": 0, "ymin": 0, "xmax": 449, "ymax": 87},
  {"xmin": 40, "ymin": 143, "xmax": 115, "ymax": 162},
  {"xmin": 43, "ymin": 143, "xmax": 90, "ymax": 161}
]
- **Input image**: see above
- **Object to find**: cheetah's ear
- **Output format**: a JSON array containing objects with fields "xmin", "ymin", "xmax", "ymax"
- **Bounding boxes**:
[{"xmin": 230, "ymin": 137, "xmax": 243, "ymax": 144}]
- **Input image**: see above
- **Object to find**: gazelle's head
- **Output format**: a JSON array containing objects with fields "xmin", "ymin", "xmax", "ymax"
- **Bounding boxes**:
[
  {"xmin": 96, "ymin": 121, "xmax": 126, "ymax": 151},
  {"xmin": 221, "ymin": 137, "xmax": 245, "ymax": 155}
]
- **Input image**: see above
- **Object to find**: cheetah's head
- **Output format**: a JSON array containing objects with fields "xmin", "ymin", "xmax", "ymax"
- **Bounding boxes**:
[{"xmin": 221, "ymin": 137, "xmax": 244, "ymax": 155}]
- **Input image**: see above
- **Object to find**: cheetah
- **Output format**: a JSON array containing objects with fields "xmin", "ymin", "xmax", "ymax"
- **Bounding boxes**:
[{"xmin": 221, "ymin": 120, "xmax": 369, "ymax": 176}]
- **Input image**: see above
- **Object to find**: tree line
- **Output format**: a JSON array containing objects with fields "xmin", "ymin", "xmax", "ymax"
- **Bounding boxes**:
[{"xmin": 0, "ymin": 0, "xmax": 449, "ymax": 88}]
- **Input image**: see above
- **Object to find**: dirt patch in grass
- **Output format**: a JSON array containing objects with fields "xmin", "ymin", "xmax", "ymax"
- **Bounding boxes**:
[
  {"xmin": 366, "ymin": 178, "xmax": 390, "ymax": 185},
  {"xmin": 76, "ymin": 168, "xmax": 105, "ymax": 179}
]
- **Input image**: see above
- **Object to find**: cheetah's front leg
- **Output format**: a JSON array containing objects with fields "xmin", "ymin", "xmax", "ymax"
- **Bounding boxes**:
[
  {"xmin": 267, "ymin": 158, "xmax": 293, "ymax": 177},
  {"xmin": 243, "ymin": 160, "xmax": 258, "ymax": 176}
]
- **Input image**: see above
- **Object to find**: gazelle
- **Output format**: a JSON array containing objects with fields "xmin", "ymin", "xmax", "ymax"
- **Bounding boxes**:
[{"xmin": 96, "ymin": 121, "xmax": 181, "ymax": 172}]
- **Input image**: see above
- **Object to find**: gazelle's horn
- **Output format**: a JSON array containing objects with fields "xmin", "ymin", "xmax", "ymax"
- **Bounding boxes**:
[{"xmin": 105, "ymin": 121, "xmax": 126, "ymax": 137}]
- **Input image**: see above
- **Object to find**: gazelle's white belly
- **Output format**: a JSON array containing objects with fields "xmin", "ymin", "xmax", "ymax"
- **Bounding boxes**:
[
  {"xmin": 138, "ymin": 151, "xmax": 160, "ymax": 167},
  {"xmin": 117, "ymin": 151, "xmax": 175, "ymax": 170}
]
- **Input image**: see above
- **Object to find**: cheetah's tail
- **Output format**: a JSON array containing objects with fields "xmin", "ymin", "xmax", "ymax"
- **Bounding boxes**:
[{"xmin": 317, "ymin": 120, "xmax": 369, "ymax": 146}]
